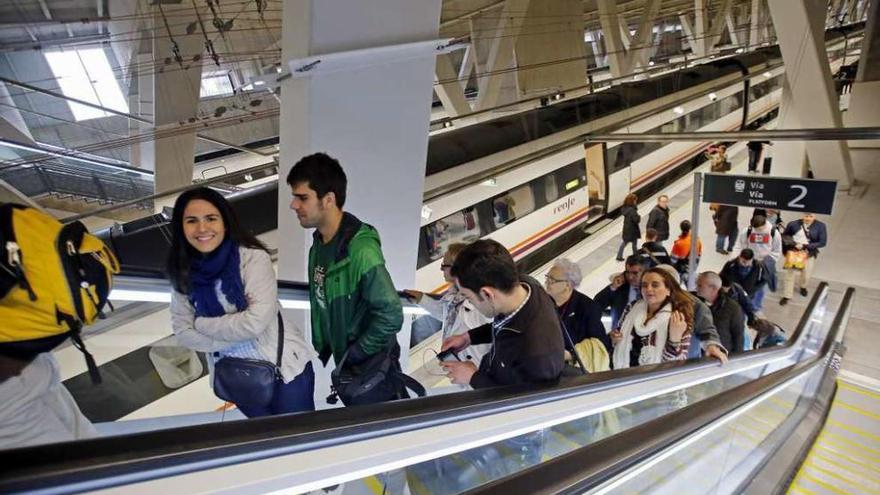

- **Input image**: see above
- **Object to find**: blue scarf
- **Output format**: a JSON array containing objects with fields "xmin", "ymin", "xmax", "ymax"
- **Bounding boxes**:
[{"xmin": 189, "ymin": 238, "xmax": 247, "ymax": 317}]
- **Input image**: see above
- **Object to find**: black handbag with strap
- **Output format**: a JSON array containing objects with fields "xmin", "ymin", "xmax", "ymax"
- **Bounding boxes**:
[
  {"xmin": 328, "ymin": 342, "xmax": 426, "ymax": 406},
  {"xmin": 213, "ymin": 312, "xmax": 284, "ymax": 407}
]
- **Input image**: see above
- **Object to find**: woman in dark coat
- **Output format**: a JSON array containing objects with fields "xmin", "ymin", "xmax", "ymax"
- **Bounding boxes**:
[
  {"xmin": 617, "ymin": 193, "xmax": 641, "ymax": 261},
  {"xmin": 712, "ymin": 204, "xmax": 739, "ymax": 254}
]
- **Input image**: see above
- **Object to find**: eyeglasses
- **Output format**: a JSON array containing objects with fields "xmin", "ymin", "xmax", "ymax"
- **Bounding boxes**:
[{"xmin": 544, "ymin": 275, "xmax": 566, "ymax": 284}]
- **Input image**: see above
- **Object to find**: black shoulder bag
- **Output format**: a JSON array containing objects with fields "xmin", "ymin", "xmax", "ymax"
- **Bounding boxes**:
[
  {"xmin": 213, "ymin": 313, "xmax": 284, "ymax": 407},
  {"xmin": 328, "ymin": 342, "xmax": 426, "ymax": 406}
]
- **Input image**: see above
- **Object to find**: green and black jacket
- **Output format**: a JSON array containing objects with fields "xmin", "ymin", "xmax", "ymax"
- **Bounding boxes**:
[{"xmin": 308, "ymin": 212, "xmax": 403, "ymax": 365}]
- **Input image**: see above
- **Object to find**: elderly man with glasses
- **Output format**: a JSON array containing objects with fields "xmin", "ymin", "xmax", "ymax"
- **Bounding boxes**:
[{"xmin": 544, "ymin": 258, "xmax": 611, "ymax": 357}]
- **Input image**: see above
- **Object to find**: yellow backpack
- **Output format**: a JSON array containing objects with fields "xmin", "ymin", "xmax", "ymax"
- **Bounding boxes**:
[{"xmin": 0, "ymin": 203, "xmax": 120, "ymax": 382}]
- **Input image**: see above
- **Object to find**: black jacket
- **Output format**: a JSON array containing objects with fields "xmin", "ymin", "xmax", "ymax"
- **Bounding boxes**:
[
  {"xmin": 720, "ymin": 259, "xmax": 768, "ymax": 296},
  {"xmin": 639, "ymin": 241, "xmax": 672, "ymax": 267},
  {"xmin": 709, "ymin": 294, "xmax": 745, "ymax": 354},
  {"xmin": 595, "ymin": 281, "xmax": 633, "ymax": 330},
  {"xmin": 556, "ymin": 290, "xmax": 611, "ymax": 354},
  {"xmin": 713, "ymin": 205, "xmax": 739, "ymax": 236},
  {"xmin": 621, "ymin": 205, "xmax": 641, "ymax": 242},
  {"xmin": 468, "ymin": 277, "xmax": 565, "ymax": 388},
  {"xmin": 646, "ymin": 205, "xmax": 670, "ymax": 241}
]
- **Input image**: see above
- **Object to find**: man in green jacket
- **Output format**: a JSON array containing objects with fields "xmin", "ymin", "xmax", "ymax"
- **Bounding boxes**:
[{"xmin": 286, "ymin": 153, "xmax": 403, "ymax": 383}]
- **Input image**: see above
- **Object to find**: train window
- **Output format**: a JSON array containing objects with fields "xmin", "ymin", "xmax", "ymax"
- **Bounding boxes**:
[
  {"xmin": 419, "ymin": 207, "xmax": 483, "ymax": 266},
  {"xmin": 493, "ymin": 184, "xmax": 535, "ymax": 226}
]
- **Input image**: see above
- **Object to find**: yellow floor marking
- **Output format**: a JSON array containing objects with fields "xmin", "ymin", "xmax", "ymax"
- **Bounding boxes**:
[
  {"xmin": 809, "ymin": 451, "xmax": 880, "ymax": 484},
  {"xmin": 826, "ymin": 418, "xmax": 880, "ymax": 444},
  {"xmin": 839, "ymin": 381, "xmax": 880, "ymax": 402},
  {"xmin": 788, "ymin": 482, "xmax": 817, "ymax": 495},
  {"xmin": 835, "ymin": 401, "xmax": 880, "ymax": 421},
  {"xmin": 804, "ymin": 459, "xmax": 880, "ymax": 490},
  {"xmin": 814, "ymin": 444, "xmax": 880, "ymax": 475},
  {"xmin": 797, "ymin": 470, "xmax": 851, "ymax": 495},
  {"xmin": 818, "ymin": 432, "xmax": 880, "ymax": 460}
]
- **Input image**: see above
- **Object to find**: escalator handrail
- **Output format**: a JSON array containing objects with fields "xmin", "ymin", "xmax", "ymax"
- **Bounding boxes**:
[
  {"xmin": 0, "ymin": 283, "xmax": 828, "ymax": 493},
  {"xmin": 462, "ymin": 286, "xmax": 854, "ymax": 495}
]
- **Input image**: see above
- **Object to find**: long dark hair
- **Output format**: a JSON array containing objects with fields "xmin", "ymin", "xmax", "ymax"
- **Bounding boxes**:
[
  {"xmin": 166, "ymin": 187, "xmax": 268, "ymax": 294},
  {"xmin": 641, "ymin": 267, "xmax": 695, "ymax": 334}
]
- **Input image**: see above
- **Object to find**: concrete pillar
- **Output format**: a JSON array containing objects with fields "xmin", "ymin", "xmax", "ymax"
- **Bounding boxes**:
[
  {"xmin": 680, "ymin": 13, "xmax": 698, "ymax": 55},
  {"xmin": 140, "ymin": 7, "xmax": 204, "ymax": 194},
  {"xmin": 0, "ymin": 82, "xmax": 35, "ymax": 145},
  {"xmin": 629, "ymin": 0, "xmax": 660, "ymax": 70},
  {"xmin": 844, "ymin": 0, "xmax": 880, "ymax": 150},
  {"xmin": 598, "ymin": 0, "xmax": 629, "ymax": 77},
  {"xmin": 515, "ymin": 0, "xmax": 586, "ymax": 97},
  {"xmin": 768, "ymin": 0, "xmax": 854, "ymax": 188},
  {"xmin": 693, "ymin": 0, "xmax": 710, "ymax": 57},
  {"xmin": 434, "ymin": 53, "xmax": 471, "ymax": 117},
  {"xmin": 749, "ymin": 0, "xmax": 761, "ymax": 47},
  {"xmin": 276, "ymin": 0, "xmax": 442, "ymax": 372},
  {"xmin": 474, "ymin": 0, "xmax": 530, "ymax": 110}
]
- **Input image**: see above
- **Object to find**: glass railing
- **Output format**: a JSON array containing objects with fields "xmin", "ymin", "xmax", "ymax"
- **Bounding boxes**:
[
  {"xmin": 0, "ymin": 283, "xmax": 838, "ymax": 494},
  {"xmin": 459, "ymin": 288, "xmax": 854, "ymax": 495}
]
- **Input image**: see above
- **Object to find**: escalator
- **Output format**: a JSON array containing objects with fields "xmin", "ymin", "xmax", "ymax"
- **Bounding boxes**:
[{"xmin": 0, "ymin": 282, "xmax": 856, "ymax": 494}]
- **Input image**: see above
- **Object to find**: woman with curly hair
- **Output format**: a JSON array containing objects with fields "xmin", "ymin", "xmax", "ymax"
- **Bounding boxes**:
[{"xmin": 610, "ymin": 267, "xmax": 693, "ymax": 369}]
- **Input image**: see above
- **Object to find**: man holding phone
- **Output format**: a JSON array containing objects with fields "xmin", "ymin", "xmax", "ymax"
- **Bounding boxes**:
[{"xmin": 439, "ymin": 240, "xmax": 564, "ymax": 388}]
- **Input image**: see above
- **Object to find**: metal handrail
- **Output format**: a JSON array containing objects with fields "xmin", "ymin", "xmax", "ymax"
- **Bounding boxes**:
[{"xmin": 0, "ymin": 284, "xmax": 829, "ymax": 493}]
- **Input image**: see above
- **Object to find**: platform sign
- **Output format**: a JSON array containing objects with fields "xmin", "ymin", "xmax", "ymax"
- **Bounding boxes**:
[{"xmin": 702, "ymin": 173, "xmax": 837, "ymax": 215}]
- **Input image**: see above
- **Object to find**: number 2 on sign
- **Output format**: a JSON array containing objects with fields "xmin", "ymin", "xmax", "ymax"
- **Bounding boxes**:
[{"xmin": 788, "ymin": 185, "xmax": 807, "ymax": 209}]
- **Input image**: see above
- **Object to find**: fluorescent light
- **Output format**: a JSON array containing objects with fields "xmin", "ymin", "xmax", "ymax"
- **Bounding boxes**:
[
  {"xmin": 673, "ymin": 106, "xmax": 685, "ymax": 115},
  {"xmin": 648, "ymin": 60, "xmax": 656, "ymax": 66},
  {"xmin": 763, "ymin": 71, "xmax": 772, "ymax": 78},
  {"xmin": 45, "ymin": 48, "xmax": 129, "ymax": 121},
  {"xmin": 708, "ymin": 92, "xmax": 717, "ymax": 101},
  {"xmin": 109, "ymin": 288, "xmax": 429, "ymax": 314},
  {"xmin": 201, "ymin": 73, "xmax": 234, "ymax": 98},
  {"xmin": 735, "ymin": 48, "xmax": 745, "ymax": 54},
  {"xmin": 480, "ymin": 178, "xmax": 498, "ymax": 187}
]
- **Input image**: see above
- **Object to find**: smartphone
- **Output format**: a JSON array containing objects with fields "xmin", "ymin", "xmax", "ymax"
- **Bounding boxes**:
[{"xmin": 436, "ymin": 348, "xmax": 461, "ymax": 362}]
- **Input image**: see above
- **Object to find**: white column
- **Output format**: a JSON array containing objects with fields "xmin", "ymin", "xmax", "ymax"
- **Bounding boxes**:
[
  {"xmin": 515, "ymin": 0, "xmax": 586, "ymax": 97},
  {"xmin": 768, "ymin": 0, "xmax": 854, "ymax": 188},
  {"xmin": 474, "ymin": 0, "xmax": 530, "ymax": 111},
  {"xmin": 693, "ymin": 0, "xmax": 710, "ymax": 57},
  {"xmin": 749, "ymin": 0, "xmax": 761, "ymax": 48},
  {"xmin": 844, "ymin": 0, "xmax": 880, "ymax": 150},
  {"xmin": 434, "ymin": 53, "xmax": 471, "ymax": 117},
  {"xmin": 140, "ymin": 8, "xmax": 204, "ymax": 194},
  {"xmin": 598, "ymin": 0, "xmax": 629, "ymax": 77},
  {"xmin": 276, "ymin": 0, "xmax": 443, "ymax": 372}
]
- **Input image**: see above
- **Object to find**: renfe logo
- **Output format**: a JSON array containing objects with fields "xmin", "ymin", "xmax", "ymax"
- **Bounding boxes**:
[{"xmin": 553, "ymin": 196, "xmax": 576, "ymax": 215}]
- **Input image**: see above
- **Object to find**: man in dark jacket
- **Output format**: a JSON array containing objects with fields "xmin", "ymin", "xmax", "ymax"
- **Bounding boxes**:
[
  {"xmin": 595, "ymin": 255, "xmax": 643, "ymax": 331},
  {"xmin": 543, "ymin": 258, "xmax": 611, "ymax": 355},
  {"xmin": 713, "ymin": 204, "xmax": 739, "ymax": 255},
  {"xmin": 441, "ymin": 239, "xmax": 564, "ymax": 388},
  {"xmin": 720, "ymin": 273, "xmax": 757, "ymax": 325},
  {"xmin": 646, "ymin": 195, "xmax": 670, "ymax": 244},
  {"xmin": 288, "ymin": 153, "xmax": 404, "ymax": 404},
  {"xmin": 780, "ymin": 213, "xmax": 828, "ymax": 305},
  {"xmin": 639, "ymin": 228, "xmax": 672, "ymax": 268},
  {"xmin": 697, "ymin": 272, "xmax": 745, "ymax": 354},
  {"xmin": 720, "ymin": 249, "xmax": 768, "ymax": 310}
]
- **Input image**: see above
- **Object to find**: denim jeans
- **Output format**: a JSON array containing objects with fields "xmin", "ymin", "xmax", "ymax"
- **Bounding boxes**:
[
  {"xmin": 715, "ymin": 233, "xmax": 735, "ymax": 252},
  {"xmin": 750, "ymin": 287, "xmax": 766, "ymax": 312},
  {"xmin": 617, "ymin": 239, "xmax": 638, "ymax": 259},
  {"xmin": 236, "ymin": 362, "xmax": 315, "ymax": 418}
]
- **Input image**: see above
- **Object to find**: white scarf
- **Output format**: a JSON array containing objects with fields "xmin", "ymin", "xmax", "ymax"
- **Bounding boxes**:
[{"xmin": 612, "ymin": 300, "xmax": 672, "ymax": 369}]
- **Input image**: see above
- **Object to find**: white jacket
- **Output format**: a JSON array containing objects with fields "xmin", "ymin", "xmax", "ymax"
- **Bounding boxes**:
[
  {"xmin": 0, "ymin": 353, "xmax": 96, "ymax": 449},
  {"xmin": 419, "ymin": 289, "xmax": 492, "ymax": 365},
  {"xmin": 170, "ymin": 247, "xmax": 316, "ymax": 383},
  {"xmin": 734, "ymin": 224, "xmax": 782, "ymax": 262}
]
